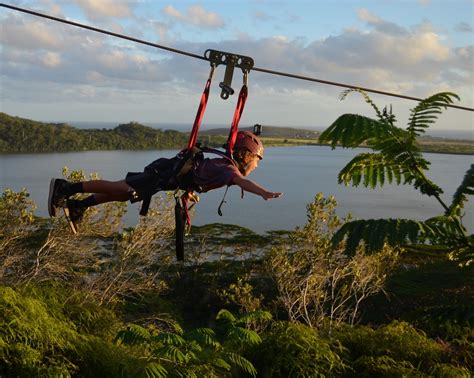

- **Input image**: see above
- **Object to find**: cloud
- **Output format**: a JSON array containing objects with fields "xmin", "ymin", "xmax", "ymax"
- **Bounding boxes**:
[
  {"xmin": 1, "ymin": 7, "xmax": 472, "ymax": 127},
  {"xmin": 73, "ymin": 0, "xmax": 133, "ymax": 20},
  {"xmin": 162, "ymin": 5, "xmax": 224, "ymax": 29},
  {"xmin": 0, "ymin": 15, "xmax": 64, "ymax": 50},
  {"xmin": 41, "ymin": 51, "xmax": 61, "ymax": 67},
  {"xmin": 357, "ymin": 8, "xmax": 407, "ymax": 35},
  {"xmin": 454, "ymin": 22, "xmax": 474, "ymax": 33},
  {"xmin": 253, "ymin": 10, "xmax": 273, "ymax": 22}
]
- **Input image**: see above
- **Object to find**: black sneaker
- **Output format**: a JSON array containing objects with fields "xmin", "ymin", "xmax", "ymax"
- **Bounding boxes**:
[
  {"xmin": 64, "ymin": 199, "xmax": 86, "ymax": 234},
  {"xmin": 48, "ymin": 178, "xmax": 70, "ymax": 217}
]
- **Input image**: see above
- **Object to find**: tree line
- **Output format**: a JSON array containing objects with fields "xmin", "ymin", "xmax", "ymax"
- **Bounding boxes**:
[{"xmin": 0, "ymin": 112, "xmax": 193, "ymax": 152}]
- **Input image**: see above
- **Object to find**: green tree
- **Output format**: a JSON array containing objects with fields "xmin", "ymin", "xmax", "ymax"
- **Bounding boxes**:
[{"xmin": 319, "ymin": 91, "xmax": 473, "ymax": 266}]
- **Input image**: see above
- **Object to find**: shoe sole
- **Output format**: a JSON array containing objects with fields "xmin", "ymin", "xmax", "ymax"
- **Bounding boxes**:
[
  {"xmin": 63, "ymin": 206, "xmax": 78, "ymax": 234},
  {"xmin": 48, "ymin": 178, "xmax": 57, "ymax": 217}
]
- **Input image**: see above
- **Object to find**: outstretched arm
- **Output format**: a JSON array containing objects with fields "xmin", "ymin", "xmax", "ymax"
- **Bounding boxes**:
[{"xmin": 232, "ymin": 176, "xmax": 283, "ymax": 200}]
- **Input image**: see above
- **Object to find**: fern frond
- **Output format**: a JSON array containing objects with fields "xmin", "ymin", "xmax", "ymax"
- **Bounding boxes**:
[
  {"xmin": 216, "ymin": 309, "xmax": 236, "ymax": 323},
  {"xmin": 424, "ymin": 215, "xmax": 467, "ymax": 241},
  {"xmin": 332, "ymin": 219, "xmax": 425, "ymax": 255},
  {"xmin": 185, "ymin": 328, "xmax": 220, "ymax": 349},
  {"xmin": 144, "ymin": 362, "xmax": 168, "ymax": 378},
  {"xmin": 413, "ymin": 177, "xmax": 444, "ymax": 197},
  {"xmin": 339, "ymin": 153, "xmax": 395, "ymax": 188},
  {"xmin": 227, "ymin": 326, "xmax": 262, "ymax": 345},
  {"xmin": 224, "ymin": 352, "xmax": 258, "ymax": 377},
  {"xmin": 340, "ymin": 89, "xmax": 385, "ymax": 121},
  {"xmin": 319, "ymin": 114, "xmax": 390, "ymax": 148},
  {"xmin": 154, "ymin": 332, "xmax": 186, "ymax": 346},
  {"xmin": 448, "ymin": 164, "xmax": 474, "ymax": 217},
  {"xmin": 407, "ymin": 92, "xmax": 460, "ymax": 136},
  {"xmin": 238, "ymin": 310, "xmax": 273, "ymax": 325},
  {"xmin": 158, "ymin": 345, "xmax": 188, "ymax": 363},
  {"xmin": 115, "ymin": 324, "xmax": 150, "ymax": 346},
  {"xmin": 337, "ymin": 152, "xmax": 434, "ymax": 191},
  {"xmin": 214, "ymin": 358, "xmax": 232, "ymax": 371}
]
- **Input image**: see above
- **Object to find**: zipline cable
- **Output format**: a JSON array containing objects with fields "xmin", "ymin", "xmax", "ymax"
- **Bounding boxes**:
[{"xmin": 1, "ymin": 3, "xmax": 473, "ymax": 112}]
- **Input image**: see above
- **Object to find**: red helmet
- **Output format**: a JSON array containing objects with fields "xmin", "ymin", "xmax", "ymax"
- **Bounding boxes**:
[{"xmin": 234, "ymin": 131, "xmax": 264, "ymax": 159}]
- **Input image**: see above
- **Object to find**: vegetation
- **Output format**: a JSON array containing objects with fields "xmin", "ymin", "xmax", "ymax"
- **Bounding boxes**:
[
  {"xmin": 1, "ymin": 112, "xmax": 472, "ymax": 154},
  {"xmin": 0, "ymin": 112, "xmax": 189, "ymax": 152},
  {"xmin": 319, "ymin": 90, "xmax": 474, "ymax": 266},
  {"xmin": 1, "ymin": 179, "xmax": 472, "ymax": 376},
  {"xmin": 1, "ymin": 91, "xmax": 472, "ymax": 376}
]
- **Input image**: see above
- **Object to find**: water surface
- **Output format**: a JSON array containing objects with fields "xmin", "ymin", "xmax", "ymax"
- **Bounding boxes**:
[{"xmin": 1, "ymin": 146, "xmax": 472, "ymax": 232}]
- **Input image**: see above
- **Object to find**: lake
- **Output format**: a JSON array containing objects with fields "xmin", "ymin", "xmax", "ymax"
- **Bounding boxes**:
[{"xmin": 1, "ymin": 146, "xmax": 472, "ymax": 233}]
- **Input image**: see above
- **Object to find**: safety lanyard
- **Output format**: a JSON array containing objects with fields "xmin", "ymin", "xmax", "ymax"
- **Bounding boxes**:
[
  {"xmin": 186, "ymin": 65, "xmax": 215, "ymax": 149},
  {"xmin": 226, "ymin": 79, "xmax": 248, "ymax": 157}
]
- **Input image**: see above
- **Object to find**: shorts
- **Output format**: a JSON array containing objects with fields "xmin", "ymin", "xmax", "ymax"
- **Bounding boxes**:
[
  {"xmin": 125, "ymin": 157, "xmax": 181, "ymax": 203},
  {"xmin": 125, "ymin": 171, "xmax": 161, "ymax": 203}
]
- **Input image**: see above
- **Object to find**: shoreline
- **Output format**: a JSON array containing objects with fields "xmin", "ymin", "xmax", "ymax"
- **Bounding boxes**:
[{"xmin": 1, "ymin": 142, "xmax": 473, "ymax": 156}]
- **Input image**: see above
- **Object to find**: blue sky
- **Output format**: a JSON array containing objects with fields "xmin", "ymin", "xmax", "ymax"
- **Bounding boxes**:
[{"xmin": 1, "ymin": 0, "xmax": 473, "ymax": 132}]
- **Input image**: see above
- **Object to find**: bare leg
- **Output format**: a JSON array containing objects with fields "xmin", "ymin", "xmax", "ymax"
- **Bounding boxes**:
[
  {"xmin": 93, "ymin": 192, "xmax": 131, "ymax": 204},
  {"xmin": 82, "ymin": 180, "xmax": 131, "ymax": 194}
]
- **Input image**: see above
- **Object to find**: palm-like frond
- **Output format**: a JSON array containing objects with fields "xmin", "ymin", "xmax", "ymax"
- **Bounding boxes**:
[
  {"xmin": 158, "ymin": 344, "xmax": 188, "ymax": 363},
  {"xmin": 319, "ymin": 114, "xmax": 391, "ymax": 148},
  {"xmin": 153, "ymin": 331, "xmax": 186, "ymax": 346},
  {"xmin": 185, "ymin": 328, "xmax": 221, "ymax": 349},
  {"xmin": 224, "ymin": 352, "xmax": 258, "ymax": 377},
  {"xmin": 340, "ymin": 88, "xmax": 385, "ymax": 121},
  {"xmin": 144, "ymin": 362, "xmax": 168, "ymax": 378},
  {"xmin": 339, "ymin": 153, "xmax": 411, "ymax": 188},
  {"xmin": 238, "ymin": 310, "xmax": 273, "ymax": 325},
  {"xmin": 216, "ymin": 309, "xmax": 236, "ymax": 323},
  {"xmin": 407, "ymin": 92, "xmax": 460, "ymax": 137},
  {"xmin": 332, "ymin": 217, "xmax": 471, "ymax": 257},
  {"xmin": 323, "ymin": 90, "xmax": 470, "ymax": 264},
  {"xmin": 448, "ymin": 164, "xmax": 474, "ymax": 217},
  {"xmin": 115, "ymin": 324, "xmax": 150, "ymax": 346},
  {"xmin": 227, "ymin": 326, "xmax": 262, "ymax": 345},
  {"xmin": 332, "ymin": 219, "xmax": 430, "ymax": 255}
]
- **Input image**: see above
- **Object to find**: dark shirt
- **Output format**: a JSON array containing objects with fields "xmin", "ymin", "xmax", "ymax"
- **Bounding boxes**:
[{"xmin": 192, "ymin": 157, "xmax": 242, "ymax": 192}]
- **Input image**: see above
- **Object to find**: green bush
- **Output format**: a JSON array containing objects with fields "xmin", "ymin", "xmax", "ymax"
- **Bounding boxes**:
[
  {"xmin": 249, "ymin": 321, "xmax": 347, "ymax": 377},
  {"xmin": 0, "ymin": 284, "xmax": 142, "ymax": 377},
  {"xmin": 115, "ymin": 310, "xmax": 261, "ymax": 377},
  {"xmin": 0, "ymin": 285, "xmax": 80, "ymax": 376},
  {"xmin": 334, "ymin": 321, "xmax": 471, "ymax": 376}
]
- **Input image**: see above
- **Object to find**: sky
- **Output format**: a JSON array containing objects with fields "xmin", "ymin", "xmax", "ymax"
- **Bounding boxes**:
[{"xmin": 1, "ymin": 0, "xmax": 473, "ymax": 133}]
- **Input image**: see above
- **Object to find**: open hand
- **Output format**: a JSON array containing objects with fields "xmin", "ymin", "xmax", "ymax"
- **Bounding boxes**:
[{"xmin": 262, "ymin": 191, "xmax": 283, "ymax": 200}]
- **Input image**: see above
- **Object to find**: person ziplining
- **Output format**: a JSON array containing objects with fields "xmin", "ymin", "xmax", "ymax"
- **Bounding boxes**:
[{"xmin": 47, "ymin": 51, "xmax": 283, "ymax": 260}]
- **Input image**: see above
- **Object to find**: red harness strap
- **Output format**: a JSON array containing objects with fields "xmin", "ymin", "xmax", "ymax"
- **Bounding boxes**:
[
  {"xmin": 187, "ymin": 76, "xmax": 212, "ymax": 149},
  {"xmin": 226, "ymin": 84, "xmax": 248, "ymax": 156}
]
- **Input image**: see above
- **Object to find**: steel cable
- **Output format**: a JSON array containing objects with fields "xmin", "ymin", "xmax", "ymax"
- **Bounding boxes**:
[{"xmin": 1, "ymin": 3, "xmax": 473, "ymax": 112}]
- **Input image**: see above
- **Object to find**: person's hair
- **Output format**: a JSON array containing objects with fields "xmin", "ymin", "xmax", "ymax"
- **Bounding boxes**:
[{"xmin": 233, "ymin": 148, "xmax": 257, "ymax": 174}]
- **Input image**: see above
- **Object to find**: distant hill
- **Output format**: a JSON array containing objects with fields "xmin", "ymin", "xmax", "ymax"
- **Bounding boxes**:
[
  {"xmin": 1, "ymin": 113, "xmax": 472, "ymax": 154},
  {"xmin": 201, "ymin": 125, "xmax": 321, "ymax": 139},
  {"xmin": 0, "ymin": 113, "xmax": 189, "ymax": 153}
]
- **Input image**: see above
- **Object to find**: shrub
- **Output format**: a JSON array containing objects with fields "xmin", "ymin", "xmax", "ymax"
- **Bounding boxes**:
[
  {"xmin": 249, "ymin": 321, "xmax": 347, "ymax": 377},
  {"xmin": 0, "ymin": 285, "xmax": 80, "ymax": 376},
  {"xmin": 270, "ymin": 193, "xmax": 398, "ymax": 329},
  {"xmin": 335, "ymin": 321, "xmax": 450, "ymax": 375},
  {"xmin": 0, "ymin": 284, "xmax": 144, "ymax": 377},
  {"xmin": 115, "ymin": 310, "xmax": 261, "ymax": 377}
]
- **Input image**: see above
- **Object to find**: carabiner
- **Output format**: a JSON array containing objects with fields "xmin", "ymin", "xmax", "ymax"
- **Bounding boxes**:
[{"xmin": 208, "ymin": 63, "xmax": 216, "ymax": 80}]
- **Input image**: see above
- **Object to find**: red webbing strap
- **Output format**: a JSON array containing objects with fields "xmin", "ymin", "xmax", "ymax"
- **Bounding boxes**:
[
  {"xmin": 226, "ymin": 84, "xmax": 248, "ymax": 156},
  {"xmin": 187, "ymin": 78, "xmax": 212, "ymax": 149},
  {"xmin": 182, "ymin": 196, "xmax": 191, "ymax": 226}
]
